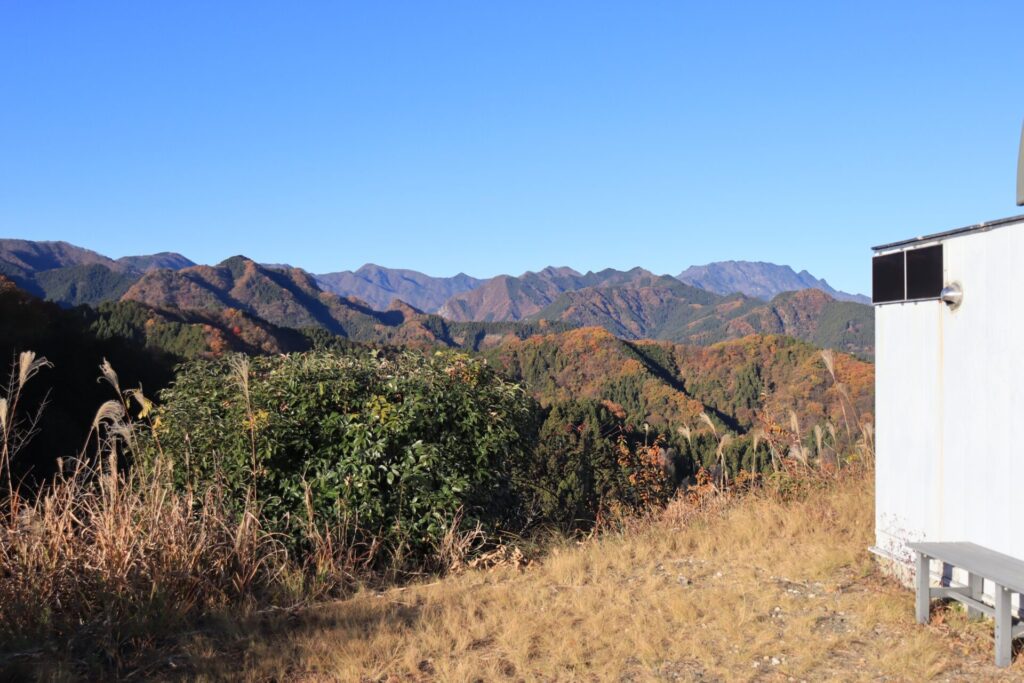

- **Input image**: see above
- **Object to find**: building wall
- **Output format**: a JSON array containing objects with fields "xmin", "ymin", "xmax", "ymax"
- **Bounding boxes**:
[
  {"xmin": 875, "ymin": 295, "xmax": 943, "ymax": 563},
  {"xmin": 875, "ymin": 221, "xmax": 1024, "ymax": 593}
]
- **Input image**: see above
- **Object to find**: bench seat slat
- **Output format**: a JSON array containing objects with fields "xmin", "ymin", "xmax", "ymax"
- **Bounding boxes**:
[
  {"xmin": 908, "ymin": 542, "xmax": 1024, "ymax": 595},
  {"xmin": 933, "ymin": 589, "xmax": 993, "ymax": 617}
]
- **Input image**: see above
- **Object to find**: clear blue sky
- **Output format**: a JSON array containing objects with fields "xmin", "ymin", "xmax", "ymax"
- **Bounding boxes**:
[{"xmin": 2, "ymin": 2, "xmax": 1023, "ymax": 295}]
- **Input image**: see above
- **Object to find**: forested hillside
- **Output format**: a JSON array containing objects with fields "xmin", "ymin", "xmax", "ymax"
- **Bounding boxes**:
[
  {"xmin": 1, "ymin": 270, "xmax": 871, "ymax": 503},
  {"xmin": 485, "ymin": 326, "xmax": 873, "ymax": 434},
  {"xmin": 530, "ymin": 278, "xmax": 874, "ymax": 357},
  {"xmin": 0, "ymin": 239, "xmax": 193, "ymax": 306}
]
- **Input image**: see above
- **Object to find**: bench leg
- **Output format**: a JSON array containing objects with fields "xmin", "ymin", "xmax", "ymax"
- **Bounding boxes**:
[
  {"xmin": 995, "ymin": 584, "xmax": 1012, "ymax": 668},
  {"xmin": 967, "ymin": 572, "xmax": 984, "ymax": 621},
  {"xmin": 915, "ymin": 552, "xmax": 931, "ymax": 624}
]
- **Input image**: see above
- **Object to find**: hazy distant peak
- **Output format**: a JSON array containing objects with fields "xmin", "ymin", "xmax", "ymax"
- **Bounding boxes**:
[
  {"xmin": 536, "ymin": 266, "xmax": 581, "ymax": 278},
  {"xmin": 677, "ymin": 260, "xmax": 868, "ymax": 304},
  {"xmin": 116, "ymin": 252, "xmax": 194, "ymax": 273},
  {"xmin": 0, "ymin": 238, "xmax": 119, "ymax": 273},
  {"xmin": 315, "ymin": 264, "xmax": 483, "ymax": 313}
]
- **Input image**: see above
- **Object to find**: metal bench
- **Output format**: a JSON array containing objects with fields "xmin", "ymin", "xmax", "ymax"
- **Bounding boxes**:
[{"xmin": 909, "ymin": 542, "xmax": 1024, "ymax": 667}]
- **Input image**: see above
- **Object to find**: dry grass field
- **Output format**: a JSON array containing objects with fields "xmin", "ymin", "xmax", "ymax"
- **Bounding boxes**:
[{"xmin": 40, "ymin": 467, "xmax": 1009, "ymax": 682}]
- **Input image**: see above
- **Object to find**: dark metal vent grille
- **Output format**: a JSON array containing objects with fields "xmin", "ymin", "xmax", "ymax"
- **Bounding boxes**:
[{"xmin": 873, "ymin": 244, "xmax": 944, "ymax": 305}]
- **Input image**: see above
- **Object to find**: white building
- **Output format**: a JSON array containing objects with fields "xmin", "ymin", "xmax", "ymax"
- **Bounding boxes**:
[{"xmin": 872, "ymin": 214, "xmax": 1024, "ymax": 590}]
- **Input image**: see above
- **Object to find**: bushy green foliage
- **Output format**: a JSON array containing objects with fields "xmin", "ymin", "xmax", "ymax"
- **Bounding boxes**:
[{"xmin": 146, "ymin": 350, "xmax": 540, "ymax": 559}]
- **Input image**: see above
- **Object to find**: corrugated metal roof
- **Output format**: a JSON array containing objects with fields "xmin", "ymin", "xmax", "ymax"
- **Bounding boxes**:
[{"xmin": 872, "ymin": 214, "xmax": 1024, "ymax": 252}]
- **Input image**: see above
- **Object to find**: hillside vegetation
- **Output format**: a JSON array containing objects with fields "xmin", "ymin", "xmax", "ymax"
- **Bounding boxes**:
[
  {"xmin": 530, "ymin": 279, "xmax": 874, "ymax": 357},
  {"xmin": 12, "ymin": 465, "xmax": 1012, "ymax": 681},
  {"xmin": 0, "ymin": 277, "xmax": 179, "ymax": 482},
  {"xmin": 0, "ymin": 341, "xmax": 689, "ymax": 674},
  {"xmin": 1, "ymin": 276, "xmax": 872, "ymax": 500},
  {"xmin": 486, "ymin": 327, "xmax": 872, "ymax": 463}
]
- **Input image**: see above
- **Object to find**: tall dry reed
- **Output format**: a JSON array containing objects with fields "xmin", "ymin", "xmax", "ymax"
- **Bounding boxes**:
[{"xmin": 1, "ymin": 358, "xmax": 286, "ymax": 660}]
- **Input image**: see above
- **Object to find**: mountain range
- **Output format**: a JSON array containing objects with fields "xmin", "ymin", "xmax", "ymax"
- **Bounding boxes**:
[
  {"xmin": 314, "ymin": 264, "xmax": 481, "ymax": 312},
  {"xmin": 677, "ymin": 261, "xmax": 870, "ymax": 304},
  {"xmin": 0, "ymin": 238, "xmax": 874, "ymax": 356},
  {"xmin": 0, "ymin": 240, "xmax": 196, "ymax": 307},
  {"xmin": 436, "ymin": 267, "xmax": 656, "ymax": 321},
  {"xmin": 117, "ymin": 256, "xmax": 570, "ymax": 353}
]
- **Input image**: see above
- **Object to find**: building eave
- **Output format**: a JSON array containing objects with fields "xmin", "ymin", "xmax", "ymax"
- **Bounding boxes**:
[{"xmin": 872, "ymin": 214, "xmax": 1024, "ymax": 252}]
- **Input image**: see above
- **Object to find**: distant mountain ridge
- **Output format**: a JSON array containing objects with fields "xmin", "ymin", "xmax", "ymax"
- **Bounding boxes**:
[
  {"xmin": 116, "ymin": 252, "xmax": 195, "ymax": 273},
  {"xmin": 1, "ymin": 239, "xmax": 868, "ymax": 311},
  {"xmin": 120, "ymin": 255, "xmax": 573, "ymax": 353},
  {"xmin": 0, "ymin": 239, "xmax": 194, "ymax": 306},
  {"xmin": 0, "ymin": 238, "xmax": 872, "ymax": 354},
  {"xmin": 122, "ymin": 256, "xmax": 396, "ymax": 335},
  {"xmin": 0, "ymin": 239, "xmax": 194, "ymax": 276},
  {"xmin": 677, "ymin": 261, "xmax": 869, "ymax": 304},
  {"xmin": 437, "ymin": 266, "xmax": 655, "ymax": 322},
  {"xmin": 315, "ymin": 264, "xmax": 481, "ymax": 313},
  {"xmin": 436, "ymin": 263, "xmax": 867, "ymax": 323},
  {"xmin": 0, "ymin": 239, "xmax": 119, "ymax": 273}
]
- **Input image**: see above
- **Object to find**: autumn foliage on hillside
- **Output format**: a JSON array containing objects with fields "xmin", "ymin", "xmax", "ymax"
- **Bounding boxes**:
[
  {"xmin": 486, "ymin": 327, "xmax": 873, "ymax": 483},
  {"xmin": 527, "ymin": 278, "xmax": 874, "ymax": 358},
  {"xmin": 488, "ymin": 327, "xmax": 871, "ymax": 429}
]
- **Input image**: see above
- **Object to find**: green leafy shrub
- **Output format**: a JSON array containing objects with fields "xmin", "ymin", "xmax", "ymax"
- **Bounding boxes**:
[{"xmin": 145, "ymin": 349, "xmax": 540, "ymax": 563}]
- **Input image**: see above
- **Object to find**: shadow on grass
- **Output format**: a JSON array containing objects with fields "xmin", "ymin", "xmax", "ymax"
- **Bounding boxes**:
[{"xmin": 0, "ymin": 595, "xmax": 427, "ymax": 682}]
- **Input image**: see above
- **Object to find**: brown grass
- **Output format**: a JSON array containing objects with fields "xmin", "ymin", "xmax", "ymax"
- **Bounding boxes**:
[
  {"xmin": 31, "ymin": 465, "xmax": 1008, "ymax": 682},
  {"xmin": 0, "ymin": 455, "xmax": 292, "ymax": 667}
]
